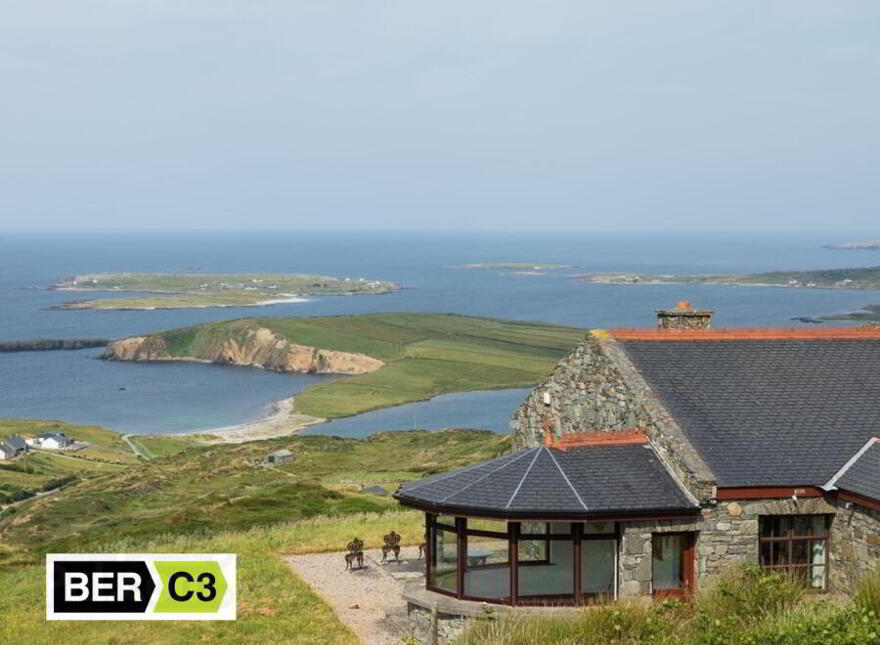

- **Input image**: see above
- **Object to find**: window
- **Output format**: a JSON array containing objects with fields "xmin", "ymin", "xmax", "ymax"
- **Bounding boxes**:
[
  {"xmin": 759, "ymin": 515, "xmax": 829, "ymax": 589},
  {"xmin": 652, "ymin": 532, "xmax": 696, "ymax": 598},
  {"xmin": 425, "ymin": 515, "xmax": 619, "ymax": 605}
]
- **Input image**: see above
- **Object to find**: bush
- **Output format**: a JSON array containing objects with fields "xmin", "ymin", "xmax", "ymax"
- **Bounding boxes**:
[{"xmin": 856, "ymin": 569, "xmax": 880, "ymax": 614}]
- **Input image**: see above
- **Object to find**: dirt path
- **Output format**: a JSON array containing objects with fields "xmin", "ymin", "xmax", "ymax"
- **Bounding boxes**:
[{"xmin": 286, "ymin": 546, "xmax": 425, "ymax": 645}]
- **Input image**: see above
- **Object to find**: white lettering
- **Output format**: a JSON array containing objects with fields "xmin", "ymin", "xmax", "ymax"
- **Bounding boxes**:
[
  {"xmin": 117, "ymin": 572, "xmax": 141, "ymax": 602},
  {"xmin": 92, "ymin": 572, "xmax": 115, "ymax": 602},
  {"xmin": 64, "ymin": 572, "xmax": 89, "ymax": 602}
]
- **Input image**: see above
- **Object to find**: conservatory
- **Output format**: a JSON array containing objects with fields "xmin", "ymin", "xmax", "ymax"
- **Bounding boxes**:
[{"xmin": 394, "ymin": 436, "xmax": 699, "ymax": 606}]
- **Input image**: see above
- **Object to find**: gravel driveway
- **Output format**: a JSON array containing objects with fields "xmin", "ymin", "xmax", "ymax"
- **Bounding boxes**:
[{"xmin": 286, "ymin": 545, "xmax": 425, "ymax": 645}]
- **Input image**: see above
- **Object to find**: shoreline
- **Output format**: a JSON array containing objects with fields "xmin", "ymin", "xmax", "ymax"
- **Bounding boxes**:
[{"xmin": 170, "ymin": 397, "xmax": 326, "ymax": 444}]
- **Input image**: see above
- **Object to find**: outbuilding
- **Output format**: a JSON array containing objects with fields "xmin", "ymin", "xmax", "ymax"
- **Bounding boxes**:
[{"xmin": 266, "ymin": 449, "xmax": 294, "ymax": 465}]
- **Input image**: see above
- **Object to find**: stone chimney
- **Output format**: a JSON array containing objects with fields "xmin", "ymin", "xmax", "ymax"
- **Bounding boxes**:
[{"xmin": 656, "ymin": 301, "xmax": 713, "ymax": 330}]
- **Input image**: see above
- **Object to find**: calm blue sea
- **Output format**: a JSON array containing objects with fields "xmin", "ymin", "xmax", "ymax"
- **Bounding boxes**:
[{"xmin": 1, "ymin": 231, "xmax": 878, "ymax": 435}]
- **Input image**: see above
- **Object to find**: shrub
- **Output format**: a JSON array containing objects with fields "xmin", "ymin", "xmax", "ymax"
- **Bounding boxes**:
[{"xmin": 856, "ymin": 569, "xmax": 880, "ymax": 615}]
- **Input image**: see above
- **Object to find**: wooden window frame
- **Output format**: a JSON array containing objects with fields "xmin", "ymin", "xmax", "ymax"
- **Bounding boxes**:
[
  {"xmin": 651, "ymin": 531, "xmax": 697, "ymax": 600},
  {"xmin": 425, "ymin": 515, "xmax": 619, "ymax": 605},
  {"xmin": 757, "ymin": 514, "xmax": 830, "ymax": 591}
]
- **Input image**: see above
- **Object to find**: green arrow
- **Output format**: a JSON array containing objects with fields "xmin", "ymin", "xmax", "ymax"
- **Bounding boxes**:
[{"xmin": 153, "ymin": 561, "xmax": 228, "ymax": 613}]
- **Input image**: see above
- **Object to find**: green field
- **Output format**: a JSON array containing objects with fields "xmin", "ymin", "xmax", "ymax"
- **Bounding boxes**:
[
  {"xmin": 0, "ymin": 428, "xmax": 509, "ymax": 566},
  {"xmin": 131, "ymin": 313, "xmax": 586, "ymax": 418},
  {"xmin": 0, "ymin": 425, "xmax": 508, "ymax": 644},
  {"xmin": 0, "ymin": 420, "xmax": 141, "ymax": 504},
  {"xmin": 1, "ymin": 511, "xmax": 422, "ymax": 645},
  {"xmin": 52, "ymin": 272, "xmax": 401, "ymax": 310}
]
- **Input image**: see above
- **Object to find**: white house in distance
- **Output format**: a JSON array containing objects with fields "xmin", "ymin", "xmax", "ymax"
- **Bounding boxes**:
[
  {"xmin": 26, "ymin": 432, "xmax": 72, "ymax": 450},
  {"xmin": 0, "ymin": 435, "xmax": 28, "ymax": 460}
]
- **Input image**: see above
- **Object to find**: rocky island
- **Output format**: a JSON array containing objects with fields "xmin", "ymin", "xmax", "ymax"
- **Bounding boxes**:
[
  {"xmin": 50, "ymin": 272, "xmax": 401, "ymax": 310},
  {"xmin": 574, "ymin": 265, "xmax": 880, "ymax": 290}
]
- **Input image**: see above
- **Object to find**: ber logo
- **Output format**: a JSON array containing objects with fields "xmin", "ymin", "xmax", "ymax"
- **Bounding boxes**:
[{"xmin": 47, "ymin": 554, "xmax": 236, "ymax": 620}]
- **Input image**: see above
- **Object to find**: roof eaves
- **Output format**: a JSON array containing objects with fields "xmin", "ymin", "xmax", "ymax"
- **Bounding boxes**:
[
  {"xmin": 822, "ymin": 437, "xmax": 880, "ymax": 491},
  {"xmin": 400, "ymin": 449, "xmax": 532, "ymax": 495}
]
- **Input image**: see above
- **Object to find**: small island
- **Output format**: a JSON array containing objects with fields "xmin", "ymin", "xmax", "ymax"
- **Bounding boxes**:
[
  {"xmin": 458, "ymin": 262, "xmax": 575, "ymax": 270},
  {"xmin": 573, "ymin": 265, "xmax": 880, "ymax": 290},
  {"xmin": 50, "ymin": 273, "xmax": 401, "ymax": 310},
  {"xmin": 823, "ymin": 241, "xmax": 880, "ymax": 250},
  {"xmin": 456, "ymin": 263, "xmax": 576, "ymax": 275}
]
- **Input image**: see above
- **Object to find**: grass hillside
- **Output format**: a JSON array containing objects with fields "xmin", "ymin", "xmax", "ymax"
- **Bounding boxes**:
[
  {"xmin": 141, "ymin": 313, "xmax": 586, "ymax": 418},
  {"xmin": 0, "ymin": 428, "xmax": 509, "ymax": 566},
  {"xmin": 0, "ymin": 420, "xmax": 139, "ymax": 504}
]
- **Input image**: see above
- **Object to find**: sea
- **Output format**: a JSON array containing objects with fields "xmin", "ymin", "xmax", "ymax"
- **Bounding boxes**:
[{"xmin": 1, "ymin": 230, "xmax": 878, "ymax": 437}]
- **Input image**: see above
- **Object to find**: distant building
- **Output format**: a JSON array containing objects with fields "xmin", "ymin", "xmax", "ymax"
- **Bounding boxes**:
[
  {"xmin": 33, "ymin": 432, "xmax": 71, "ymax": 450},
  {"xmin": 266, "ymin": 449, "xmax": 294, "ymax": 465},
  {"xmin": 3, "ymin": 436, "xmax": 27, "ymax": 454},
  {"xmin": 0, "ymin": 436, "xmax": 28, "ymax": 460},
  {"xmin": 362, "ymin": 485, "xmax": 388, "ymax": 496}
]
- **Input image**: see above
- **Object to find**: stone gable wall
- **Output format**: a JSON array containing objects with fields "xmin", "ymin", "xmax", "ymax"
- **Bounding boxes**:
[
  {"xmin": 830, "ymin": 501, "xmax": 880, "ymax": 591},
  {"xmin": 510, "ymin": 331, "xmax": 715, "ymax": 501}
]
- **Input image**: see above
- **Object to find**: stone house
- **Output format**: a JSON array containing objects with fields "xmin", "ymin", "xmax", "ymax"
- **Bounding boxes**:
[{"xmin": 395, "ymin": 303, "xmax": 880, "ymax": 609}]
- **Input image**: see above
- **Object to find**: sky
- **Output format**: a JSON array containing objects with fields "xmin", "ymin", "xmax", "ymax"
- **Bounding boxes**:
[{"xmin": 0, "ymin": 1, "xmax": 878, "ymax": 232}]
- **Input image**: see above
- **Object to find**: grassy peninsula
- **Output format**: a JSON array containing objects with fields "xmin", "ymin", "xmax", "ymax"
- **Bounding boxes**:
[
  {"xmin": 103, "ymin": 313, "xmax": 586, "ymax": 419},
  {"xmin": 576, "ymin": 265, "xmax": 880, "ymax": 289},
  {"xmin": 51, "ymin": 272, "xmax": 401, "ymax": 310}
]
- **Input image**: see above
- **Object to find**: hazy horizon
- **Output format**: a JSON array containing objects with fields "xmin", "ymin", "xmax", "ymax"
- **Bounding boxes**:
[{"xmin": 2, "ymin": 2, "xmax": 878, "ymax": 233}]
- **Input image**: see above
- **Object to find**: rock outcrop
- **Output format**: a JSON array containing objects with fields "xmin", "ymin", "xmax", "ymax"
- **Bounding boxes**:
[{"xmin": 103, "ymin": 327, "xmax": 384, "ymax": 375}]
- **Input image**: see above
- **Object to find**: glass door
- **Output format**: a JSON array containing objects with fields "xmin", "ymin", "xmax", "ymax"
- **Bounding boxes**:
[{"xmin": 652, "ymin": 532, "xmax": 696, "ymax": 599}]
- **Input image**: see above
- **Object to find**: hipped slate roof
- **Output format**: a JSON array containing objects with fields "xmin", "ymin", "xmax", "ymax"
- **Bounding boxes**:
[
  {"xmin": 395, "ymin": 443, "xmax": 697, "ymax": 518},
  {"xmin": 619, "ymin": 338, "xmax": 880, "ymax": 488},
  {"xmin": 834, "ymin": 441, "xmax": 880, "ymax": 501}
]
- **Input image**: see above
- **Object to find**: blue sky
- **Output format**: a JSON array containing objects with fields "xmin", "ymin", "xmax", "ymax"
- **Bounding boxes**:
[{"xmin": 1, "ymin": 2, "xmax": 878, "ymax": 231}]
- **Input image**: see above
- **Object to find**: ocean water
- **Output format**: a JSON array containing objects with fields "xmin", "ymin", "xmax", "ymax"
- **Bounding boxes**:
[{"xmin": 1, "ymin": 230, "xmax": 878, "ymax": 434}]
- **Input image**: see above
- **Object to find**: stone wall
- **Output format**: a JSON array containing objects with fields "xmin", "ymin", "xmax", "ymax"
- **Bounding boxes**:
[
  {"xmin": 407, "ymin": 603, "xmax": 470, "ymax": 645},
  {"xmin": 510, "ymin": 331, "xmax": 715, "ymax": 501},
  {"xmin": 618, "ymin": 496, "xmax": 869, "ymax": 596},
  {"xmin": 831, "ymin": 501, "xmax": 880, "ymax": 591}
]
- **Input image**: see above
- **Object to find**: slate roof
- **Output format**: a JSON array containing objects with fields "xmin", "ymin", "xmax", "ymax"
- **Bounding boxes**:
[
  {"xmin": 0, "ymin": 443, "xmax": 15, "ymax": 458},
  {"xmin": 619, "ymin": 339, "xmax": 880, "ymax": 488},
  {"xmin": 395, "ymin": 443, "xmax": 697, "ymax": 518},
  {"xmin": 3, "ymin": 436, "xmax": 26, "ymax": 452},
  {"xmin": 833, "ymin": 441, "xmax": 880, "ymax": 501}
]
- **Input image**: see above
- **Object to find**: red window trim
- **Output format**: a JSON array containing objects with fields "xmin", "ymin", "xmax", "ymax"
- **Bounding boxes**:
[
  {"xmin": 838, "ymin": 490, "xmax": 880, "ymax": 512},
  {"xmin": 716, "ymin": 486, "xmax": 824, "ymax": 500}
]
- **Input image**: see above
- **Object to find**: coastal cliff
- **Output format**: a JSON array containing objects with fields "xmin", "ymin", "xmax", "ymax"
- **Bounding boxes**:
[{"xmin": 103, "ymin": 326, "xmax": 384, "ymax": 375}]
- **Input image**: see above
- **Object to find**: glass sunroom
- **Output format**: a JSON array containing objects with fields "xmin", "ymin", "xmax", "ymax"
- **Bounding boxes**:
[{"xmin": 395, "ymin": 439, "xmax": 699, "ymax": 606}]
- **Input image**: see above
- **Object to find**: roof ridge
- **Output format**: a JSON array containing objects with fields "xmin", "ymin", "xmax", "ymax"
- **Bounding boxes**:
[
  {"xmin": 543, "ymin": 446, "xmax": 589, "ymax": 511},
  {"xmin": 611, "ymin": 327, "xmax": 880, "ymax": 341},
  {"xmin": 436, "ymin": 448, "xmax": 539, "ymax": 503},
  {"xmin": 401, "ymin": 449, "xmax": 530, "ymax": 494},
  {"xmin": 505, "ymin": 448, "xmax": 544, "ymax": 509},
  {"xmin": 822, "ymin": 436, "xmax": 880, "ymax": 491}
]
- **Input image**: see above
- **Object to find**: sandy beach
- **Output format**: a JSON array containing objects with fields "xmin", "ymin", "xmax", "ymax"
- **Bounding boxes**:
[{"xmin": 176, "ymin": 396, "xmax": 326, "ymax": 444}]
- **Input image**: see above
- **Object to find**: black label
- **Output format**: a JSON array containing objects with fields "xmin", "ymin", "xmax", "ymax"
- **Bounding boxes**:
[{"xmin": 52, "ymin": 561, "xmax": 155, "ymax": 613}]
